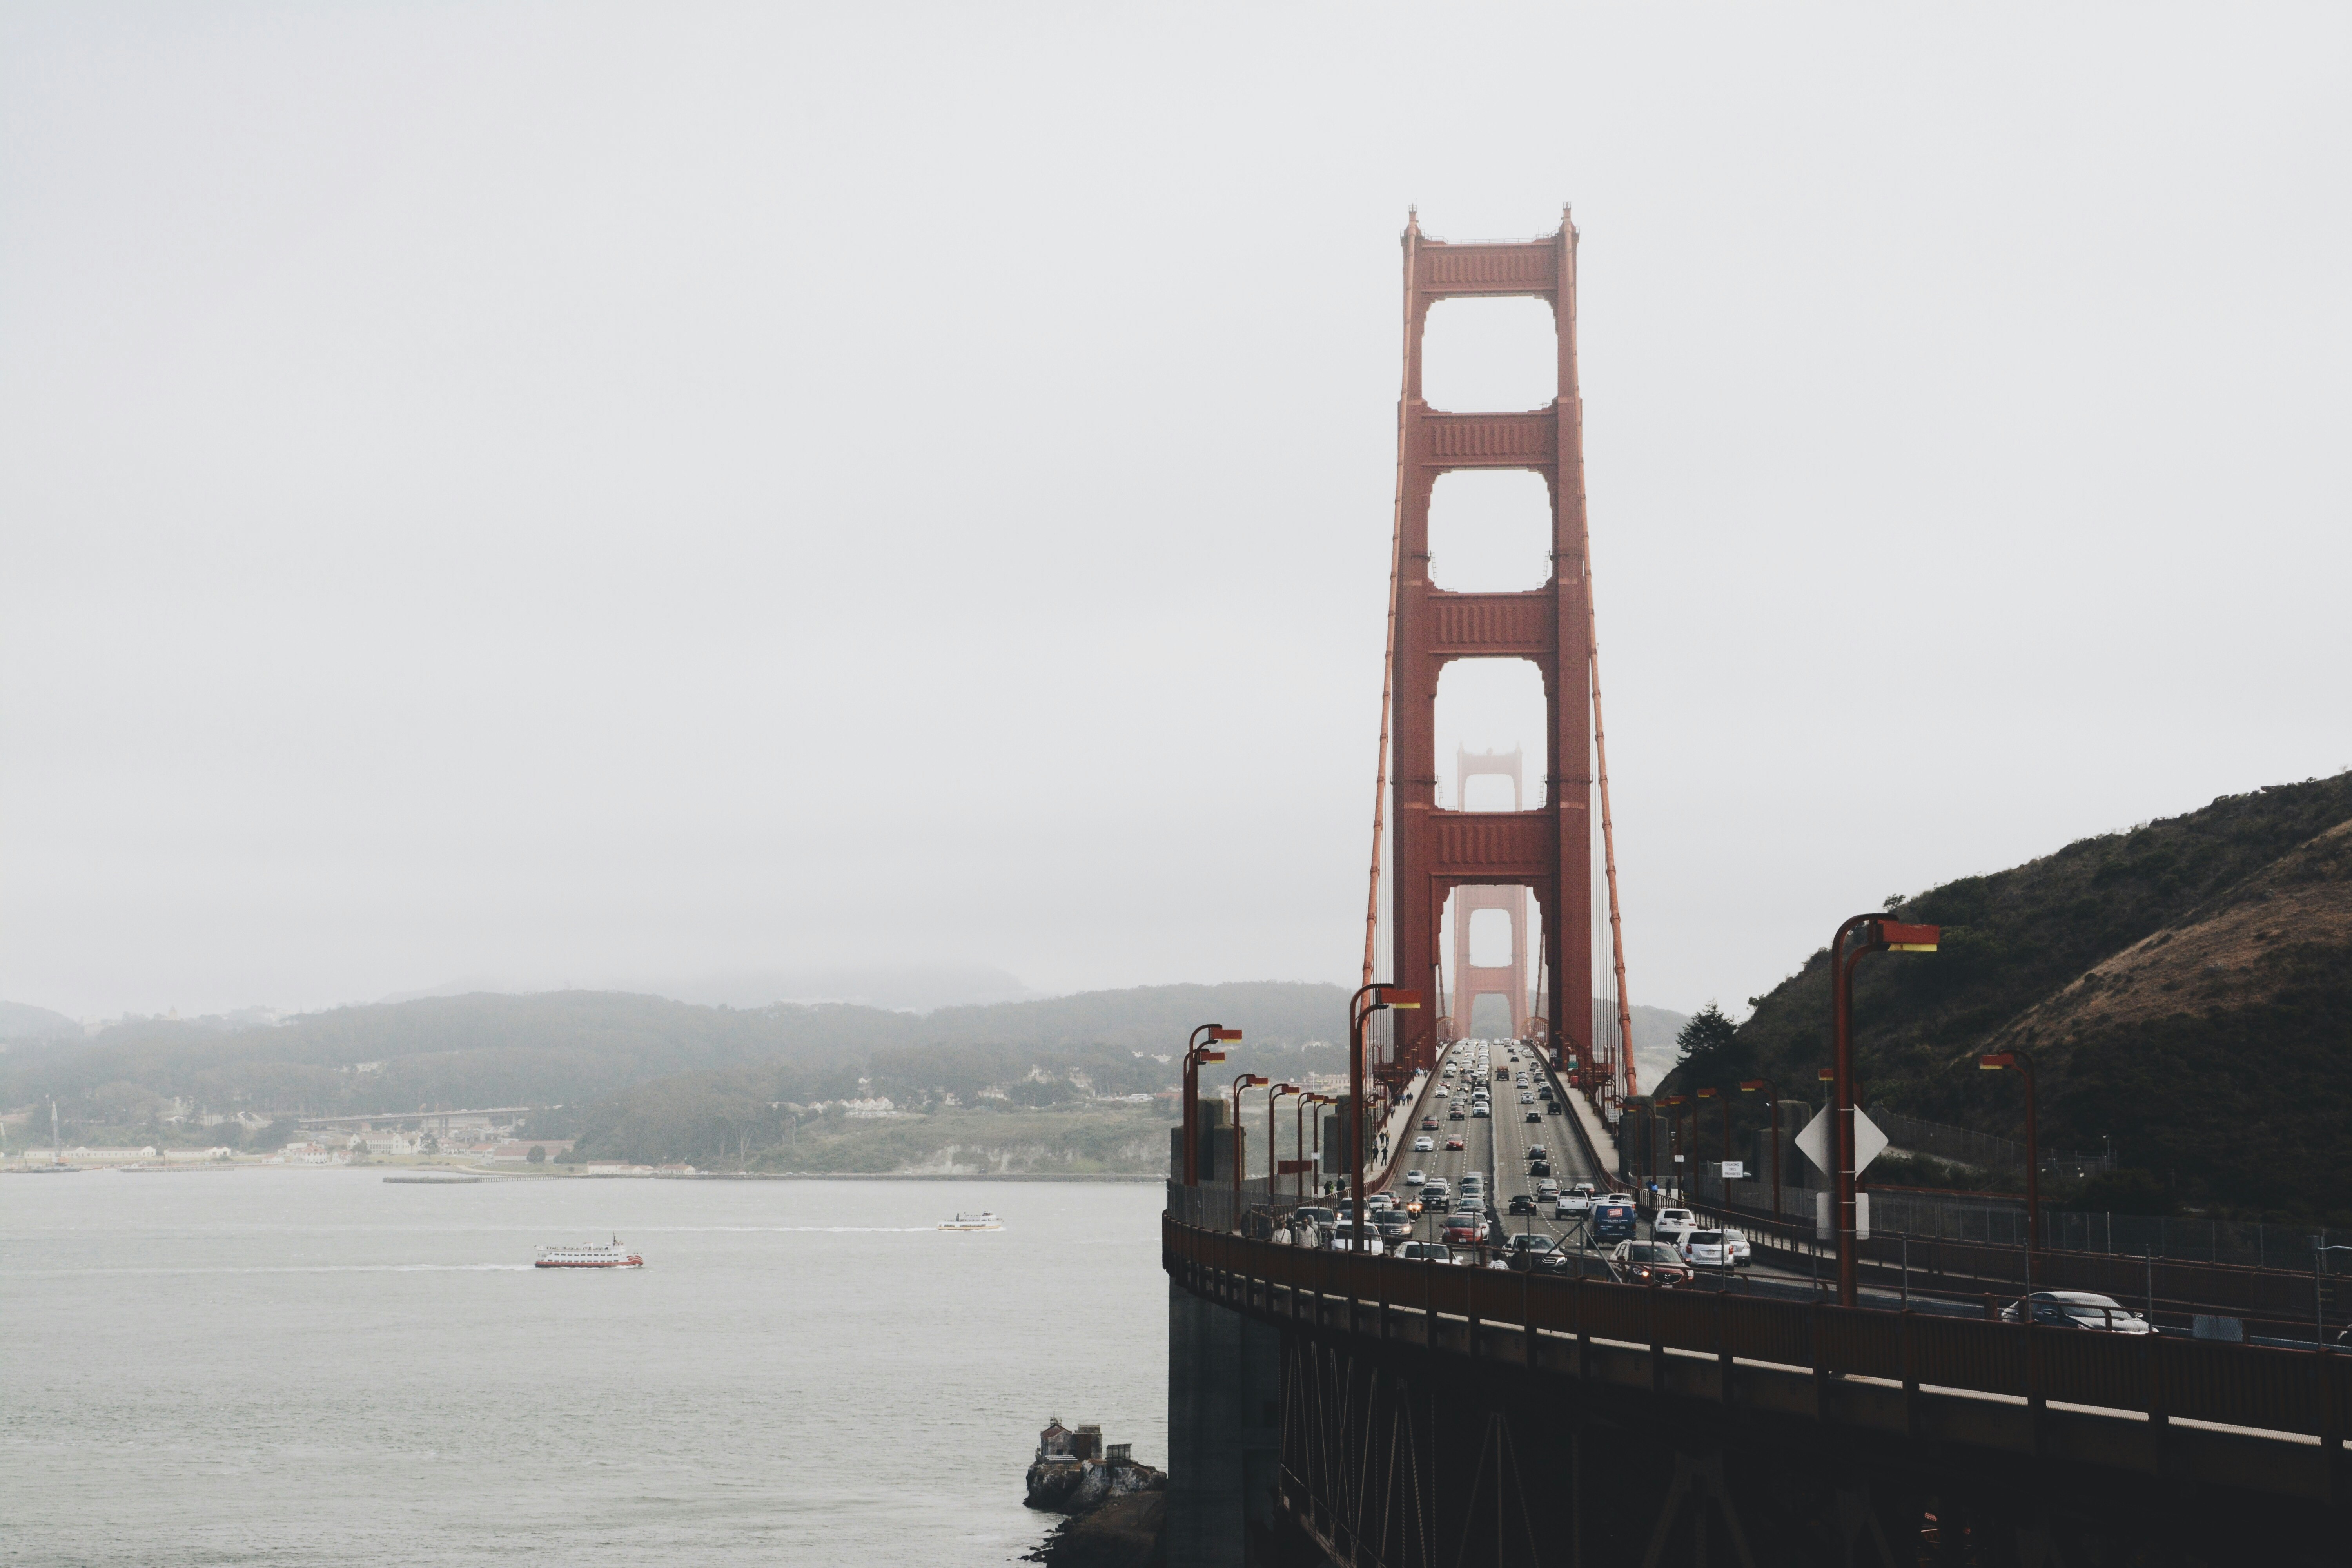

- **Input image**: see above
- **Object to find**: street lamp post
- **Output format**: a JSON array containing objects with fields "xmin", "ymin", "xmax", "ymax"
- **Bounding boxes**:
[
  {"xmin": 1180, "ymin": 1025, "xmax": 1242, "ymax": 1187},
  {"xmin": 1697, "ymin": 1086, "xmax": 1726, "ymax": 1198},
  {"xmin": 1740, "ymin": 1080, "xmax": 1782, "ymax": 1231},
  {"xmin": 1295, "ymin": 1093, "xmax": 1330, "ymax": 1209},
  {"xmin": 1657, "ymin": 1095, "xmax": 1686, "ymax": 1205},
  {"xmin": 1830, "ymin": 914, "xmax": 1940, "ymax": 1306},
  {"xmin": 1979, "ymin": 1049, "xmax": 2040, "ymax": 1289},
  {"xmin": 1268, "ymin": 1083, "xmax": 1301, "ymax": 1213},
  {"xmin": 1348, "ymin": 984, "xmax": 1421, "ymax": 1256},
  {"xmin": 1230, "ymin": 1073, "xmax": 1269, "ymax": 1231}
]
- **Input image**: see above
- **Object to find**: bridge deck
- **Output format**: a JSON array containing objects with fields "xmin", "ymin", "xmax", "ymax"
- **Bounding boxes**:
[{"xmin": 1165, "ymin": 1216, "xmax": 2350, "ymax": 1508}]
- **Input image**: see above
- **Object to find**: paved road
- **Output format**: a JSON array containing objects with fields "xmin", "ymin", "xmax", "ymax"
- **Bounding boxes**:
[{"xmin": 1376, "ymin": 1038, "xmax": 1604, "ymax": 1260}]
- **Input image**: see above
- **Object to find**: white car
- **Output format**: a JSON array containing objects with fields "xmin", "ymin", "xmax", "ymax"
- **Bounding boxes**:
[
  {"xmin": 1394, "ymin": 1241, "xmax": 1460, "ymax": 1264},
  {"xmin": 1653, "ymin": 1208, "xmax": 1698, "ymax": 1250},
  {"xmin": 1723, "ymin": 1230, "xmax": 1752, "ymax": 1268},
  {"xmin": 1413, "ymin": 1135, "xmax": 1435, "ymax": 1152},
  {"xmin": 1404, "ymin": 1169, "xmax": 1426, "ymax": 1186},
  {"xmin": 1325, "ymin": 1221, "xmax": 1385, "ymax": 1255},
  {"xmin": 1679, "ymin": 1228, "xmax": 1733, "ymax": 1269},
  {"xmin": 1471, "ymin": 1104, "xmax": 1490, "ymax": 1118}
]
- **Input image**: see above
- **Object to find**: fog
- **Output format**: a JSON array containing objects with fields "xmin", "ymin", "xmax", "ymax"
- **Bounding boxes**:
[{"xmin": 4, "ymin": 5, "xmax": 2346, "ymax": 1021}]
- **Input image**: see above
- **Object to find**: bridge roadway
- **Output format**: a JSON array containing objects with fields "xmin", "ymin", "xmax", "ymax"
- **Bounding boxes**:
[
  {"xmin": 1378, "ymin": 1038, "xmax": 1607, "ymax": 1263},
  {"xmin": 1167, "ymin": 1047, "xmax": 2349, "ymax": 1566}
]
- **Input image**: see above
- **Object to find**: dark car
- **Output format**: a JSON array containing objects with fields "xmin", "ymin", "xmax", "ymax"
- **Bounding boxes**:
[
  {"xmin": 1526, "ymin": 1145, "xmax": 1549, "ymax": 1161},
  {"xmin": 1592, "ymin": 1200, "xmax": 1636, "ymax": 1242},
  {"xmin": 1608, "ymin": 1241, "xmax": 1693, "ymax": 1286},
  {"xmin": 1495, "ymin": 1067, "xmax": 1510, "ymax": 1081},
  {"xmin": 1527, "ymin": 1160, "xmax": 1551, "ymax": 1179},
  {"xmin": 1508, "ymin": 1194, "xmax": 1537, "ymax": 1215},
  {"xmin": 1374, "ymin": 1210, "xmax": 1415, "ymax": 1240},
  {"xmin": 1524, "ymin": 1110, "xmax": 1541, "ymax": 1123},
  {"xmin": 1448, "ymin": 1109, "xmax": 1465, "ymax": 1121}
]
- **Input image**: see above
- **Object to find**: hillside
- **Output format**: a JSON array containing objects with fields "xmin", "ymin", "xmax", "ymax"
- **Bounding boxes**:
[
  {"xmin": 0, "ymin": 1001, "xmax": 81, "ymax": 1042},
  {"xmin": 0, "ymin": 980, "xmax": 1356, "ymax": 1137},
  {"xmin": 1678, "ymin": 772, "xmax": 2352, "ymax": 1217}
]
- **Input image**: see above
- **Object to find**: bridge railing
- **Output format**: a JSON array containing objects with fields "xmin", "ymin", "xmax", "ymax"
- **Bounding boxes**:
[{"xmin": 1164, "ymin": 1215, "xmax": 2352, "ymax": 1448}]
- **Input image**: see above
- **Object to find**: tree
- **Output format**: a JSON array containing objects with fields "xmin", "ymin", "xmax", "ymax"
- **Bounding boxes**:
[
  {"xmin": 1670, "ymin": 1002, "xmax": 1748, "ymax": 1091},
  {"xmin": 526, "ymin": 1144, "xmax": 546, "ymax": 1164}
]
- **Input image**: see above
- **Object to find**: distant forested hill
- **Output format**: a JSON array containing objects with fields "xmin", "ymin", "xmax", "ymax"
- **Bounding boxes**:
[
  {"xmin": 1664, "ymin": 773, "xmax": 2352, "ymax": 1217},
  {"xmin": 0, "ymin": 1001, "xmax": 81, "ymax": 1041},
  {"xmin": 0, "ymin": 981, "xmax": 1355, "ymax": 1134}
]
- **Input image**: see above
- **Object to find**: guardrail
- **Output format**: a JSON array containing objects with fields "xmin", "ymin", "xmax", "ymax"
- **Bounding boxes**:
[
  {"xmin": 1163, "ymin": 1216, "xmax": 2352, "ymax": 1452},
  {"xmin": 1689, "ymin": 1192, "xmax": 2334, "ymax": 1340}
]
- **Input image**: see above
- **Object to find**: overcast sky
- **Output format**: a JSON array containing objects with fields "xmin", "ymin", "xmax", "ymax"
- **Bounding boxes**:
[{"xmin": 5, "ymin": 4, "xmax": 2347, "ymax": 1022}]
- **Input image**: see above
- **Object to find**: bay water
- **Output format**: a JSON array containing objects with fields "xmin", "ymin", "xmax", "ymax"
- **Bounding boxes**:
[{"xmin": 3, "ymin": 1170, "xmax": 1167, "ymax": 1565}]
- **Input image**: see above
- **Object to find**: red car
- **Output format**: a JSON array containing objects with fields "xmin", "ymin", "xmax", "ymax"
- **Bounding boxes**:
[
  {"xmin": 1444, "ymin": 1136, "xmax": 1465, "ymax": 1151},
  {"xmin": 1420, "ymin": 1116, "xmax": 1439, "ymax": 1131},
  {"xmin": 1440, "ymin": 1213, "xmax": 1486, "ymax": 1247}
]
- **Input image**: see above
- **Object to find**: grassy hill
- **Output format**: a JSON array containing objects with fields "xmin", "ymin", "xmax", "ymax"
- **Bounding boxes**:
[{"xmin": 1670, "ymin": 772, "xmax": 2352, "ymax": 1219}]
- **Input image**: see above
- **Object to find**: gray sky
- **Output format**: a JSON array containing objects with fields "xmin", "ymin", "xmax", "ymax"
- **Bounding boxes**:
[{"xmin": 5, "ymin": 4, "xmax": 2347, "ymax": 1022}]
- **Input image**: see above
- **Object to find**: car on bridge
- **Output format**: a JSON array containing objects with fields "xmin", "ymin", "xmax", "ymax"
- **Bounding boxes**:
[
  {"xmin": 1444, "ymin": 1136, "xmax": 1465, "ymax": 1151},
  {"xmin": 1471, "ymin": 1105, "xmax": 1490, "ymax": 1118},
  {"xmin": 1439, "ymin": 1212, "xmax": 1485, "ymax": 1247},
  {"xmin": 1393, "ymin": 1241, "xmax": 1457, "ymax": 1264},
  {"xmin": 1653, "ymin": 1208, "xmax": 1699, "ymax": 1250},
  {"xmin": 1448, "ymin": 1108, "xmax": 1465, "ymax": 1121},
  {"xmin": 1679, "ymin": 1229, "xmax": 1736, "ymax": 1269},
  {"xmin": 1592, "ymin": 1199, "xmax": 1637, "ymax": 1242},
  {"xmin": 1504, "ymin": 1234, "xmax": 1566, "ymax": 1270},
  {"xmin": 1419, "ymin": 1178, "xmax": 1449, "ymax": 1203},
  {"xmin": 1325, "ymin": 1220, "xmax": 1385, "ymax": 1254},
  {"xmin": 1508, "ymin": 1194, "xmax": 1538, "ymax": 1215},
  {"xmin": 2000, "ymin": 1292, "xmax": 2151, "ymax": 1333},
  {"xmin": 1421, "ymin": 1116, "xmax": 1439, "ymax": 1131},
  {"xmin": 1412, "ymin": 1135, "xmax": 1434, "ymax": 1152},
  {"xmin": 1608, "ymin": 1241, "xmax": 1693, "ymax": 1285},
  {"xmin": 1375, "ymin": 1210, "xmax": 1414, "ymax": 1242},
  {"xmin": 1524, "ymin": 1111, "xmax": 1541, "ymax": 1123},
  {"xmin": 1403, "ymin": 1168, "xmax": 1426, "ymax": 1186},
  {"xmin": 1526, "ymin": 1145, "xmax": 1549, "ymax": 1160},
  {"xmin": 1527, "ymin": 1160, "xmax": 1550, "ymax": 1178}
]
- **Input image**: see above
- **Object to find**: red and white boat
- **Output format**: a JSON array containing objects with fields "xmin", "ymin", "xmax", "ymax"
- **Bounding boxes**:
[{"xmin": 535, "ymin": 1236, "xmax": 645, "ymax": 1269}]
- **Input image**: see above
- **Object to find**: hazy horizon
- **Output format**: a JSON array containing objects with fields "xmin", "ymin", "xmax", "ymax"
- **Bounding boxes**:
[{"xmin": 6, "ymin": 5, "xmax": 2347, "ymax": 1022}]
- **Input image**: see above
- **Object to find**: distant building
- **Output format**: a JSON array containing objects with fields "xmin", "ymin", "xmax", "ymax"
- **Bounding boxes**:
[{"xmin": 489, "ymin": 1140, "xmax": 573, "ymax": 1161}]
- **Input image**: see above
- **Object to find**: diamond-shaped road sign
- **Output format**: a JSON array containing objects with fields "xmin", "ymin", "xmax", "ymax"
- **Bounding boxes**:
[{"xmin": 1795, "ymin": 1105, "xmax": 1888, "ymax": 1179}]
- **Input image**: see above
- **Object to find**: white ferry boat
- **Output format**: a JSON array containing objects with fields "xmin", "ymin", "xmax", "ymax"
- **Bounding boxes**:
[
  {"xmin": 535, "ymin": 1236, "xmax": 645, "ymax": 1268},
  {"xmin": 938, "ymin": 1211, "xmax": 1002, "ymax": 1231}
]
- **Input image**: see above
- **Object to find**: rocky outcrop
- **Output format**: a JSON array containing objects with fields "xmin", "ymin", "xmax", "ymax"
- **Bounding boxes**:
[
  {"xmin": 1025, "ymin": 1455, "xmax": 1165, "ymax": 1514},
  {"xmin": 1025, "ymin": 1456, "xmax": 1167, "ymax": 1568},
  {"xmin": 1027, "ymin": 1489, "xmax": 1165, "ymax": 1568}
]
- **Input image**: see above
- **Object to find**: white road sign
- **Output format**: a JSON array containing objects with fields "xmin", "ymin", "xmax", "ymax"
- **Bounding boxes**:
[
  {"xmin": 1794, "ymin": 1106, "xmax": 1887, "ymax": 1179},
  {"xmin": 1720, "ymin": 1161, "xmax": 1746, "ymax": 1180}
]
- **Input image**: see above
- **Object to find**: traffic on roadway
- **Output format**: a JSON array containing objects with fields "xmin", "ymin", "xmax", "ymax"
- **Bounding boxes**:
[{"xmin": 1277, "ymin": 1038, "xmax": 1754, "ymax": 1283}]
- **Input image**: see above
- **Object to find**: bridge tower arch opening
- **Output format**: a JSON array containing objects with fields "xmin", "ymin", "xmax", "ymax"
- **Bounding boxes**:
[
  {"xmin": 1443, "ymin": 746, "xmax": 1539, "ymax": 1044},
  {"xmin": 1387, "ymin": 209, "xmax": 1601, "ymax": 1088}
]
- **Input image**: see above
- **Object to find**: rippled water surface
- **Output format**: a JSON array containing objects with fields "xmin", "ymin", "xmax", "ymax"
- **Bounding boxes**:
[{"xmin": 3, "ymin": 1170, "xmax": 1167, "ymax": 1566}]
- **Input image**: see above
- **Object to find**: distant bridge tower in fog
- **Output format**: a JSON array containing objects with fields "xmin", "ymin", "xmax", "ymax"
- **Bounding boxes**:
[{"xmin": 1447, "ymin": 746, "xmax": 1532, "ymax": 1040}]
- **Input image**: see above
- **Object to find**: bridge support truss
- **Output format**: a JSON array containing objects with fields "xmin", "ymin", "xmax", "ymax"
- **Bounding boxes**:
[{"xmin": 1169, "ymin": 1220, "xmax": 2349, "ymax": 1567}]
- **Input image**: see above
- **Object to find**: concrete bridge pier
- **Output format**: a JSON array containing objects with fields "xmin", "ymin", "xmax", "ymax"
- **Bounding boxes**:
[{"xmin": 1166, "ymin": 1279, "xmax": 1282, "ymax": 1568}]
